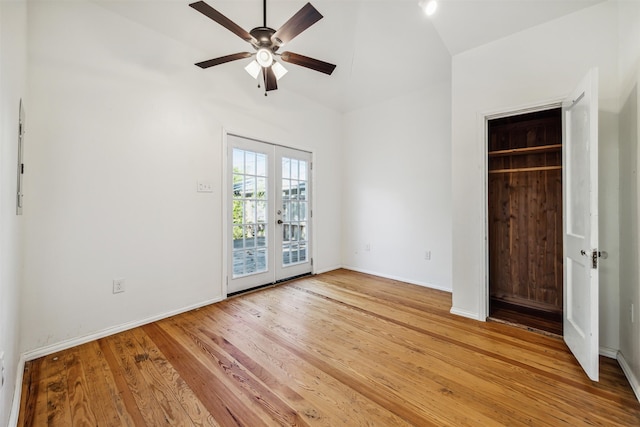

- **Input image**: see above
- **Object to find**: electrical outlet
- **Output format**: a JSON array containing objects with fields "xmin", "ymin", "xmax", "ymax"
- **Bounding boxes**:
[
  {"xmin": 425, "ymin": 250, "xmax": 431, "ymax": 260},
  {"xmin": 113, "ymin": 278, "xmax": 125, "ymax": 294},
  {"xmin": 365, "ymin": 243, "xmax": 371, "ymax": 252}
]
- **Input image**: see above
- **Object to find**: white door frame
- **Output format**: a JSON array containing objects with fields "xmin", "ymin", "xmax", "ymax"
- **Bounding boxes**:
[
  {"xmin": 479, "ymin": 98, "xmax": 564, "ymax": 321},
  {"xmin": 221, "ymin": 129, "xmax": 316, "ymax": 297}
]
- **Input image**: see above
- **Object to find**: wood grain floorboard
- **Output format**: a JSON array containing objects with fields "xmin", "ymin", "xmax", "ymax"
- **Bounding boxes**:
[{"xmin": 17, "ymin": 270, "xmax": 640, "ymax": 426}]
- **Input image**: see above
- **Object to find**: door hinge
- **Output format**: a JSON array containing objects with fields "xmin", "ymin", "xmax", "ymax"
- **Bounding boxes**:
[
  {"xmin": 592, "ymin": 250, "xmax": 598, "ymax": 269},
  {"xmin": 311, "ymin": 258, "xmax": 313, "ymax": 266}
]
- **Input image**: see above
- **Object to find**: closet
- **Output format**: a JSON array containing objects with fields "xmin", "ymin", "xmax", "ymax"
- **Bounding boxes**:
[{"xmin": 487, "ymin": 108, "xmax": 563, "ymax": 335}]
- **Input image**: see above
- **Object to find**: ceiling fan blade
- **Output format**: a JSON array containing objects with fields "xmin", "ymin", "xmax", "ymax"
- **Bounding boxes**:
[
  {"xmin": 195, "ymin": 52, "xmax": 253, "ymax": 69},
  {"xmin": 280, "ymin": 51, "xmax": 336, "ymax": 75},
  {"xmin": 263, "ymin": 67, "xmax": 278, "ymax": 91},
  {"xmin": 189, "ymin": 1, "xmax": 255, "ymax": 43},
  {"xmin": 272, "ymin": 3, "xmax": 322, "ymax": 46}
]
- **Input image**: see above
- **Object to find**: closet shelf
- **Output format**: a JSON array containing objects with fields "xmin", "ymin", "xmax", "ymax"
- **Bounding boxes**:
[
  {"xmin": 488, "ymin": 144, "xmax": 562, "ymax": 157},
  {"xmin": 489, "ymin": 165, "xmax": 562, "ymax": 174}
]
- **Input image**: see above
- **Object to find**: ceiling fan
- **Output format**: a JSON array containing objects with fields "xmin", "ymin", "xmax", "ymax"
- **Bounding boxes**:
[{"xmin": 189, "ymin": 0, "xmax": 337, "ymax": 94}]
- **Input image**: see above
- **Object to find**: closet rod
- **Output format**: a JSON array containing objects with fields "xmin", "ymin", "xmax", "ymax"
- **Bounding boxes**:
[{"xmin": 489, "ymin": 165, "xmax": 562, "ymax": 174}]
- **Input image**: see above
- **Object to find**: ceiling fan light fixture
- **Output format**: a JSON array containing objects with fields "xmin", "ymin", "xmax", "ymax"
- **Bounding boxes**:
[
  {"xmin": 272, "ymin": 61, "xmax": 288, "ymax": 81},
  {"xmin": 419, "ymin": 0, "xmax": 438, "ymax": 16},
  {"xmin": 245, "ymin": 60, "xmax": 261, "ymax": 79},
  {"xmin": 189, "ymin": 1, "xmax": 336, "ymax": 92},
  {"xmin": 256, "ymin": 48, "xmax": 274, "ymax": 67}
]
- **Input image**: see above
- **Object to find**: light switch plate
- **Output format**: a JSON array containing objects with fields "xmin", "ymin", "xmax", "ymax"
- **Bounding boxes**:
[{"xmin": 197, "ymin": 181, "xmax": 213, "ymax": 193}]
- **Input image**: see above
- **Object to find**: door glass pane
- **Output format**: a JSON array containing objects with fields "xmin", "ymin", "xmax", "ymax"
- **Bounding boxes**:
[
  {"xmin": 282, "ymin": 158, "xmax": 290, "ymax": 179},
  {"xmin": 256, "ymin": 153, "xmax": 267, "ymax": 177},
  {"xmin": 299, "ymin": 162, "xmax": 307, "ymax": 181},
  {"xmin": 281, "ymin": 156, "xmax": 309, "ymax": 266},
  {"xmin": 282, "ymin": 179, "xmax": 291, "ymax": 200},
  {"xmin": 256, "ymin": 201, "xmax": 267, "ymax": 222},
  {"xmin": 257, "ymin": 177, "xmax": 267, "ymax": 199},
  {"xmin": 256, "ymin": 223, "xmax": 266, "ymax": 248},
  {"xmin": 233, "ymin": 150, "xmax": 244, "ymax": 173},
  {"xmin": 232, "ymin": 148, "xmax": 268, "ymax": 278}
]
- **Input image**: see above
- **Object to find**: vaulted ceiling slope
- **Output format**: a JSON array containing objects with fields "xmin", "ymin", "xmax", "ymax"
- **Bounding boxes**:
[{"xmin": 93, "ymin": 0, "xmax": 605, "ymax": 112}]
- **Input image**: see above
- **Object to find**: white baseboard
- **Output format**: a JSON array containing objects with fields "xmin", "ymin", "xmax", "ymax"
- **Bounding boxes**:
[
  {"xmin": 313, "ymin": 265, "xmax": 343, "ymax": 275},
  {"xmin": 617, "ymin": 352, "xmax": 640, "ymax": 403},
  {"xmin": 7, "ymin": 354, "xmax": 26, "ymax": 427},
  {"xmin": 341, "ymin": 265, "xmax": 452, "ymax": 293},
  {"xmin": 599, "ymin": 346, "xmax": 618, "ymax": 359},
  {"xmin": 22, "ymin": 296, "xmax": 224, "ymax": 362},
  {"xmin": 450, "ymin": 306, "xmax": 483, "ymax": 321}
]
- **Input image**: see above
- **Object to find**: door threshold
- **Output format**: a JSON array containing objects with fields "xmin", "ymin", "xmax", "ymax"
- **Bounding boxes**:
[
  {"xmin": 487, "ymin": 316, "xmax": 563, "ymax": 339},
  {"xmin": 227, "ymin": 272, "xmax": 312, "ymax": 298}
]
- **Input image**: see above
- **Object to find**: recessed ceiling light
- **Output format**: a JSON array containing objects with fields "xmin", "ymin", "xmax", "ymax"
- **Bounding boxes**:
[{"xmin": 419, "ymin": 0, "xmax": 438, "ymax": 16}]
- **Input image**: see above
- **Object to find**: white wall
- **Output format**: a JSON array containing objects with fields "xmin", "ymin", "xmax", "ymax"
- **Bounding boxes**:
[
  {"xmin": 617, "ymin": 0, "xmax": 640, "ymax": 397},
  {"xmin": 341, "ymin": 79, "xmax": 452, "ymax": 291},
  {"xmin": 21, "ymin": 1, "xmax": 342, "ymax": 354},
  {"xmin": 451, "ymin": 1, "xmax": 621, "ymax": 351},
  {"xmin": 0, "ymin": 0, "xmax": 26, "ymax": 424}
]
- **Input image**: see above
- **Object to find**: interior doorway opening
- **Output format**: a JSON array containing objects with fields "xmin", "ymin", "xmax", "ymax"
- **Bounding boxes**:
[{"xmin": 487, "ymin": 107, "xmax": 563, "ymax": 335}]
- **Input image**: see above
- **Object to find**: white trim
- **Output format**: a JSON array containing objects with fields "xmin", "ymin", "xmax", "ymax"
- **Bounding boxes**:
[
  {"xmin": 221, "ymin": 128, "xmax": 229, "ymax": 298},
  {"xmin": 310, "ymin": 151, "xmax": 316, "ymax": 275},
  {"xmin": 450, "ymin": 307, "xmax": 483, "ymax": 321},
  {"xmin": 598, "ymin": 346, "xmax": 618, "ymax": 359},
  {"xmin": 22, "ymin": 297, "xmax": 223, "ymax": 362},
  {"xmin": 480, "ymin": 98, "xmax": 564, "ymax": 321},
  {"xmin": 618, "ymin": 351, "xmax": 640, "ymax": 403},
  {"xmin": 7, "ymin": 355, "xmax": 26, "ymax": 427},
  {"xmin": 479, "ymin": 110, "xmax": 490, "ymax": 321},
  {"xmin": 341, "ymin": 266, "xmax": 452, "ymax": 293},
  {"xmin": 224, "ymin": 129, "xmax": 313, "ymax": 157},
  {"xmin": 314, "ymin": 265, "xmax": 342, "ymax": 275}
]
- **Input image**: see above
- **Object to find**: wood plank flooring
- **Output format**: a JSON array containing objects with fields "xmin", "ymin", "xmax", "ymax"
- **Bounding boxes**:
[{"xmin": 18, "ymin": 269, "xmax": 640, "ymax": 426}]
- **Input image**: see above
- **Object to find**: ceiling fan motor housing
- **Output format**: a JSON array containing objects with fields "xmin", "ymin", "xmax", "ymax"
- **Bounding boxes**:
[{"xmin": 250, "ymin": 27, "xmax": 280, "ymax": 52}]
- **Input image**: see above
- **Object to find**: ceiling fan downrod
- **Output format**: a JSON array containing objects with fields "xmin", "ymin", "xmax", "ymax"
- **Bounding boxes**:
[{"xmin": 263, "ymin": 0, "xmax": 267, "ymax": 28}]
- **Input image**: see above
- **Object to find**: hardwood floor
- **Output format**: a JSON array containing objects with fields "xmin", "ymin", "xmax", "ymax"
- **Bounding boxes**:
[
  {"xmin": 489, "ymin": 300, "xmax": 563, "ymax": 336},
  {"xmin": 18, "ymin": 269, "xmax": 640, "ymax": 426}
]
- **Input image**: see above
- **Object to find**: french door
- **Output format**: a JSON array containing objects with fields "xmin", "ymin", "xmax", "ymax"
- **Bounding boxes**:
[{"xmin": 227, "ymin": 134, "xmax": 312, "ymax": 294}]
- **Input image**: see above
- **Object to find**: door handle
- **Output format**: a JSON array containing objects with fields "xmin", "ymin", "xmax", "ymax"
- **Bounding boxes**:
[
  {"xmin": 277, "ymin": 219, "xmax": 283, "ymax": 225},
  {"xmin": 580, "ymin": 250, "xmax": 587, "ymax": 256}
]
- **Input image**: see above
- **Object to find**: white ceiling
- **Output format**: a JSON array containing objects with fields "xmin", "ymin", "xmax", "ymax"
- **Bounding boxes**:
[{"xmin": 94, "ymin": 0, "xmax": 605, "ymax": 112}]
